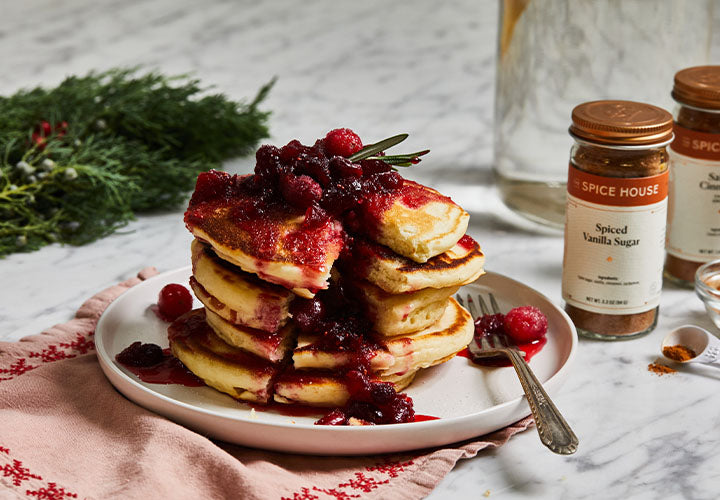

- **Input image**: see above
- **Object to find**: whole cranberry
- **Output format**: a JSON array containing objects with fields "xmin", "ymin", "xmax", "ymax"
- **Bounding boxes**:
[
  {"xmin": 254, "ymin": 145, "xmax": 284, "ymax": 183},
  {"xmin": 330, "ymin": 157, "xmax": 363, "ymax": 180},
  {"xmin": 345, "ymin": 369, "xmax": 371, "ymax": 398},
  {"xmin": 280, "ymin": 174, "xmax": 323, "ymax": 209},
  {"xmin": 279, "ymin": 139, "xmax": 305, "ymax": 163},
  {"xmin": 360, "ymin": 159, "xmax": 392, "ymax": 176},
  {"xmin": 503, "ymin": 306, "xmax": 548, "ymax": 344},
  {"xmin": 387, "ymin": 394, "xmax": 415, "ymax": 423},
  {"xmin": 293, "ymin": 149, "xmax": 332, "ymax": 186},
  {"xmin": 116, "ymin": 341, "xmax": 164, "ymax": 367},
  {"xmin": 189, "ymin": 170, "xmax": 232, "ymax": 205},
  {"xmin": 324, "ymin": 128, "xmax": 363, "ymax": 157},
  {"xmin": 370, "ymin": 382, "xmax": 396, "ymax": 405},
  {"xmin": 315, "ymin": 409, "xmax": 347, "ymax": 426},
  {"xmin": 474, "ymin": 313, "xmax": 505, "ymax": 337},
  {"xmin": 290, "ymin": 297, "xmax": 327, "ymax": 333},
  {"xmin": 157, "ymin": 284, "xmax": 193, "ymax": 321},
  {"xmin": 346, "ymin": 400, "xmax": 383, "ymax": 424},
  {"xmin": 373, "ymin": 171, "xmax": 404, "ymax": 191}
]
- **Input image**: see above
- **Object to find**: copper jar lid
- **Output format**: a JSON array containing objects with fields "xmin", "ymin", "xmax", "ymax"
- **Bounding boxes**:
[
  {"xmin": 672, "ymin": 66, "xmax": 720, "ymax": 110},
  {"xmin": 569, "ymin": 100, "xmax": 674, "ymax": 146}
]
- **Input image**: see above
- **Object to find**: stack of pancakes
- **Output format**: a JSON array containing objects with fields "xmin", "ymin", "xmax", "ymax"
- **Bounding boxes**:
[{"xmin": 172, "ymin": 173, "xmax": 484, "ymax": 407}]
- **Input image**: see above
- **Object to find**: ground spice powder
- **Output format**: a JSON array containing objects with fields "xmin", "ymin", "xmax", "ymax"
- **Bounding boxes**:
[
  {"xmin": 647, "ymin": 361, "xmax": 677, "ymax": 375},
  {"xmin": 662, "ymin": 344, "xmax": 697, "ymax": 362}
]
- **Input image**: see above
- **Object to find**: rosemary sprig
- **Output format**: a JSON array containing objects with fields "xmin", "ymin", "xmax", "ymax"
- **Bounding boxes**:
[
  {"xmin": 348, "ymin": 134, "xmax": 429, "ymax": 168},
  {"xmin": 366, "ymin": 150, "xmax": 430, "ymax": 167},
  {"xmin": 348, "ymin": 134, "xmax": 408, "ymax": 162}
]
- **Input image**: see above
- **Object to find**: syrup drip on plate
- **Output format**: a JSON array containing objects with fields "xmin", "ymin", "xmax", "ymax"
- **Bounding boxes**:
[{"xmin": 116, "ymin": 347, "xmax": 204, "ymax": 387}]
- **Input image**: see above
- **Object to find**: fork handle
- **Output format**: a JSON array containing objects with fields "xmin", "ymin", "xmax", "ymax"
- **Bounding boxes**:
[{"xmin": 505, "ymin": 349, "xmax": 579, "ymax": 455}]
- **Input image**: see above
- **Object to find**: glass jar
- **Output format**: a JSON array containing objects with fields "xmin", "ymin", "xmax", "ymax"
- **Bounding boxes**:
[
  {"xmin": 664, "ymin": 66, "xmax": 720, "ymax": 287},
  {"xmin": 562, "ymin": 101, "xmax": 673, "ymax": 340},
  {"xmin": 493, "ymin": 0, "xmax": 713, "ymax": 230}
]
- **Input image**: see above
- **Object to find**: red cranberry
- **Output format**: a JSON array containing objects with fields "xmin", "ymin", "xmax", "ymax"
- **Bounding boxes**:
[
  {"xmin": 279, "ymin": 139, "xmax": 304, "ymax": 163},
  {"xmin": 373, "ymin": 171, "xmax": 404, "ymax": 191},
  {"xmin": 189, "ymin": 170, "xmax": 233, "ymax": 205},
  {"xmin": 474, "ymin": 313, "xmax": 505, "ymax": 337},
  {"xmin": 346, "ymin": 401, "xmax": 383, "ymax": 423},
  {"xmin": 157, "ymin": 284, "xmax": 193, "ymax": 321},
  {"xmin": 370, "ymin": 382, "xmax": 396, "ymax": 404},
  {"xmin": 293, "ymin": 150, "xmax": 332, "ymax": 187},
  {"xmin": 324, "ymin": 128, "xmax": 363, "ymax": 157},
  {"xmin": 330, "ymin": 157, "xmax": 363, "ymax": 180},
  {"xmin": 361, "ymin": 159, "xmax": 392, "ymax": 176},
  {"xmin": 345, "ymin": 369, "xmax": 371, "ymax": 398},
  {"xmin": 280, "ymin": 174, "xmax": 323, "ymax": 209},
  {"xmin": 302, "ymin": 203, "xmax": 330, "ymax": 229},
  {"xmin": 504, "ymin": 306, "xmax": 548, "ymax": 344},
  {"xmin": 315, "ymin": 409, "xmax": 347, "ymax": 426},
  {"xmin": 290, "ymin": 297, "xmax": 327, "ymax": 333},
  {"xmin": 387, "ymin": 395, "xmax": 415, "ymax": 424},
  {"xmin": 116, "ymin": 341, "xmax": 164, "ymax": 367}
]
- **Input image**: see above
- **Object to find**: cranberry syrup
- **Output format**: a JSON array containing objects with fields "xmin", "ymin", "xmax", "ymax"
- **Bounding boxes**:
[
  {"xmin": 458, "ymin": 337, "xmax": 547, "ymax": 367},
  {"xmin": 461, "ymin": 307, "xmax": 549, "ymax": 368},
  {"xmin": 116, "ymin": 344, "xmax": 204, "ymax": 387}
]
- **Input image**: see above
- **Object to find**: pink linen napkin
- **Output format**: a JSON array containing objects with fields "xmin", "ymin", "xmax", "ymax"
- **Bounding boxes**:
[{"xmin": 0, "ymin": 268, "xmax": 533, "ymax": 500}]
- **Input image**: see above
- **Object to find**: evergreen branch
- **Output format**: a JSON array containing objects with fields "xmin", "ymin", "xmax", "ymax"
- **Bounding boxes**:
[{"xmin": 0, "ymin": 68, "xmax": 273, "ymax": 257}]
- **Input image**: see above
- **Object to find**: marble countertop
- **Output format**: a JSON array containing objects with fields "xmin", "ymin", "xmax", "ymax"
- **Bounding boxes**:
[{"xmin": 2, "ymin": 1, "xmax": 720, "ymax": 498}]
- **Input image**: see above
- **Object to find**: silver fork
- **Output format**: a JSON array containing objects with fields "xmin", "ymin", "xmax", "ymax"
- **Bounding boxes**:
[{"xmin": 458, "ymin": 293, "xmax": 578, "ymax": 455}]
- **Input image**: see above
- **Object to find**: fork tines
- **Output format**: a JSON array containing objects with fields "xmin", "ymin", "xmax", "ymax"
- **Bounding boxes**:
[{"xmin": 457, "ymin": 293, "xmax": 501, "ymax": 320}]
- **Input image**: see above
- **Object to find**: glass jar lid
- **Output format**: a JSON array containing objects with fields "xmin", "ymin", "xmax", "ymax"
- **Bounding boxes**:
[
  {"xmin": 672, "ymin": 65, "xmax": 720, "ymax": 110},
  {"xmin": 569, "ymin": 100, "xmax": 673, "ymax": 146}
]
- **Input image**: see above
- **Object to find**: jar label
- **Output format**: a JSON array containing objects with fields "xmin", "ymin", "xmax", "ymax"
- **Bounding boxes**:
[
  {"xmin": 666, "ymin": 149, "xmax": 720, "ymax": 262},
  {"xmin": 671, "ymin": 124, "xmax": 720, "ymax": 160},
  {"xmin": 562, "ymin": 164, "xmax": 668, "ymax": 315}
]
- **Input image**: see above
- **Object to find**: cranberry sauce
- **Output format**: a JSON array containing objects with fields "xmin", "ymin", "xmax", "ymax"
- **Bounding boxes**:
[
  {"xmin": 185, "ymin": 129, "xmax": 405, "ymax": 232},
  {"xmin": 290, "ymin": 283, "xmax": 380, "ymax": 369},
  {"xmin": 288, "ymin": 283, "xmax": 416, "ymax": 425},
  {"xmin": 183, "ymin": 130, "xmax": 408, "ymax": 268},
  {"xmin": 313, "ymin": 368, "xmax": 415, "ymax": 426},
  {"xmin": 413, "ymin": 414, "xmax": 441, "ymax": 422},
  {"xmin": 462, "ymin": 308, "xmax": 549, "ymax": 367},
  {"xmin": 459, "ymin": 336, "xmax": 547, "ymax": 367},
  {"xmin": 116, "ymin": 344, "xmax": 204, "ymax": 387}
]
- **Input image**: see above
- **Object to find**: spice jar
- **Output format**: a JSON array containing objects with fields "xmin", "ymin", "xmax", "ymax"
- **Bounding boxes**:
[
  {"xmin": 664, "ymin": 66, "xmax": 720, "ymax": 286},
  {"xmin": 562, "ymin": 101, "xmax": 672, "ymax": 340}
]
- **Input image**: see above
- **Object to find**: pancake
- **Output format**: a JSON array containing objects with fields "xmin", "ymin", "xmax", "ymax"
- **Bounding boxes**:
[
  {"xmin": 291, "ymin": 297, "xmax": 473, "ymax": 376},
  {"xmin": 348, "ymin": 235, "xmax": 485, "ymax": 293},
  {"xmin": 273, "ymin": 369, "xmax": 417, "ymax": 407},
  {"xmin": 185, "ymin": 171, "xmax": 344, "ymax": 298},
  {"xmin": 348, "ymin": 278, "xmax": 459, "ymax": 336},
  {"xmin": 357, "ymin": 180, "xmax": 469, "ymax": 263},
  {"xmin": 168, "ymin": 309, "xmax": 283, "ymax": 403},
  {"xmin": 375, "ymin": 297, "xmax": 473, "ymax": 377},
  {"xmin": 204, "ymin": 307, "xmax": 296, "ymax": 363},
  {"xmin": 191, "ymin": 239, "xmax": 294, "ymax": 332},
  {"xmin": 291, "ymin": 334, "xmax": 395, "ymax": 371}
]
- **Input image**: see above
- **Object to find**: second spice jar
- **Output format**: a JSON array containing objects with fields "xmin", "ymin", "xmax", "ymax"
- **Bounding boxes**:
[
  {"xmin": 665, "ymin": 66, "xmax": 720, "ymax": 286},
  {"xmin": 562, "ymin": 100, "xmax": 673, "ymax": 340}
]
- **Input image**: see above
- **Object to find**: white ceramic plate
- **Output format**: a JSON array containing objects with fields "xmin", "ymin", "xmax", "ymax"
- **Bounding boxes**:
[{"xmin": 96, "ymin": 267, "xmax": 576, "ymax": 455}]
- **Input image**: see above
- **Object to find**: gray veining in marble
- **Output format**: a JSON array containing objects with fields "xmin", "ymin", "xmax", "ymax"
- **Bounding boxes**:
[{"xmin": 1, "ymin": 1, "xmax": 720, "ymax": 498}]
